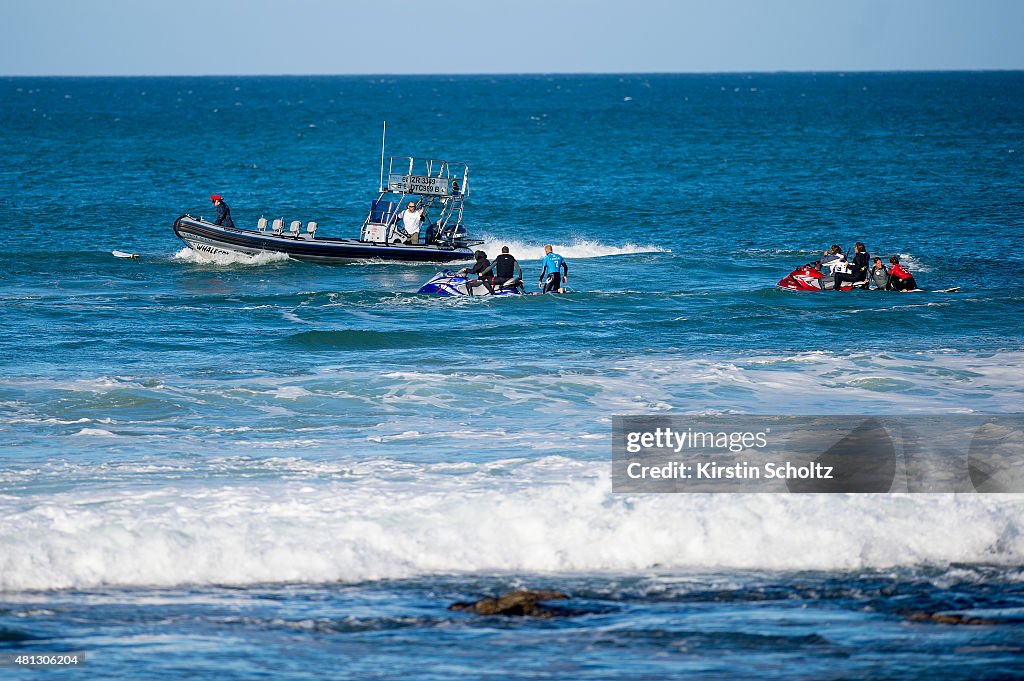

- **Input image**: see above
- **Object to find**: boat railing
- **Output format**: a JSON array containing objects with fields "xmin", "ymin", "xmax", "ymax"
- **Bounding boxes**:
[
  {"xmin": 358, "ymin": 155, "xmax": 470, "ymax": 245},
  {"xmin": 385, "ymin": 157, "xmax": 468, "ymax": 199},
  {"xmin": 433, "ymin": 194, "xmax": 465, "ymax": 232}
]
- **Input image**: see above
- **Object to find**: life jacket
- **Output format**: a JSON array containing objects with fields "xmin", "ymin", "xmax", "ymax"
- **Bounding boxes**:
[{"xmin": 822, "ymin": 254, "xmax": 849, "ymax": 275}]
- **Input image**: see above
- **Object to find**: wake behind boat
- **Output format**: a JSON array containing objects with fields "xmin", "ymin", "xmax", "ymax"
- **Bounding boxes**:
[{"xmin": 173, "ymin": 153, "xmax": 482, "ymax": 264}]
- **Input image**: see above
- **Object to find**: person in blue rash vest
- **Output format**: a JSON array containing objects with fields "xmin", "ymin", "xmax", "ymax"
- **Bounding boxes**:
[
  {"xmin": 210, "ymin": 194, "xmax": 234, "ymax": 228},
  {"xmin": 538, "ymin": 244, "xmax": 568, "ymax": 293}
]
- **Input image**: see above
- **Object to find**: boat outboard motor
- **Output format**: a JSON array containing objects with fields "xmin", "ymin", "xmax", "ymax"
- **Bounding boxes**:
[{"xmin": 449, "ymin": 224, "xmax": 471, "ymax": 246}]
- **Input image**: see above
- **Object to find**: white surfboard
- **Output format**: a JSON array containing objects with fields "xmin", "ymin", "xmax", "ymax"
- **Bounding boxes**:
[{"xmin": 112, "ymin": 250, "xmax": 140, "ymax": 259}]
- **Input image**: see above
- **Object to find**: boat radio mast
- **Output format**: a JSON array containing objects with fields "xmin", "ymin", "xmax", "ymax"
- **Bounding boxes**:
[{"xmin": 379, "ymin": 121, "xmax": 387, "ymax": 192}]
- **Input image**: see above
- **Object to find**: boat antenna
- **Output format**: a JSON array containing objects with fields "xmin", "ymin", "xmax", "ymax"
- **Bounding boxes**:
[{"xmin": 379, "ymin": 120, "xmax": 386, "ymax": 193}]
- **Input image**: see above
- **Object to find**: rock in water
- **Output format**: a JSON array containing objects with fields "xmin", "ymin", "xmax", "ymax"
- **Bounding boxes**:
[
  {"xmin": 906, "ymin": 612, "xmax": 997, "ymax": 625},
  {"xmin": 448, "ymin": 589, "xmax": 571, "ymax": 617}
]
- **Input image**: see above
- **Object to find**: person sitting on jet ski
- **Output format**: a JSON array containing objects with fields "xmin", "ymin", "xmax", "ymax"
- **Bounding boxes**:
[
  {"xmin": 480, "ymin": 246, "xmax": 523, "ymax": 294},
  {"xmin": 820, "ymin": 245, "xmax": 847, "ymax": 273},
  {"xmin": 833, "ymin": 242, "xmax": 869, "ymax": 290},
  {"xmin": 457, "ymin": 250, "xmax": 492, "ymax": 296},
  {"xmin": 870, "ymin": 257, "xmax": 890, "ymax": 290},
  {"xmin": 886, "ymin": 256, "xmax": 918, "ymax": 291}
]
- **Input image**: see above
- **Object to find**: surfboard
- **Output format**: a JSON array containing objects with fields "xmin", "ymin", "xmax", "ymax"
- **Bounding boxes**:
[
  {"xmin": 112, "ymin": 250, "xmax": 140, "ymax": 259},
  {"xmin": 933, "ymin": 287, "xmax": 960, "ymax": 293}
]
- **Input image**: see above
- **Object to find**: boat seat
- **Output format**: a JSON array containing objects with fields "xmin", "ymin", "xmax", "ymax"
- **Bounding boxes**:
[
  {"xmin": 370, "ymin": 199, "xmax": 398, "ymax": 225},
  {"xmin": 303, "ymin": 221, "xmax": 318, "ymax": 240},
  {"xmin": 289, "ymin": 220, "xmax": 302, "ymax": 238},
  {"xmin": 257, "ymin": 217, "xmax": 269, "ymax": 232},
  {"xmin": 272, "ymin": 218, "xmax": 284, "ymax": 235}
]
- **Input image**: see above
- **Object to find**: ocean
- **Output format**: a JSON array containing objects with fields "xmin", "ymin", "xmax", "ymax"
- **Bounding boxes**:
[{"xmin": 1, "ymin": 72, "xmax": 1023, "ymax": 679}]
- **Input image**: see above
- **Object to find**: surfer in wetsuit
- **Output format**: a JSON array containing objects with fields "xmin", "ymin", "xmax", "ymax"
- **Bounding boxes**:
[
  {"xmin": 834, "ymin": 242, "xmax": 869, "ymax": 290},
  {"xmin": 870, "ymin": 257, "xmax": 890, "ymax": 290},
  {"xmin": 886, "ymin": 256, "xmax": 918, "ymax": 291},
  {"xmin": 210, "ymin": 194, "xmax": 234, "ymax": 228},
  {"xmin": 481, "ymin": 246, "xmax": 523, "ymax": 294},
  {"xmin": 538, "ymin": 244, "xmax": 568, "ymax": 293},
  {"xmin": 457, "ymin": 250, "xmax": 492, "ymax": 296}
]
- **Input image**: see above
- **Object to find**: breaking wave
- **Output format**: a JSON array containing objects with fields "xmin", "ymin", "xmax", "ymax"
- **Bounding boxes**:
[
  {"xmin": 474, "ymin": 237, "xmax": 669, "ymax": 261},
  {"xmin": 1, "ymin": 456, "xmax": 1021, "ymax": 591}
]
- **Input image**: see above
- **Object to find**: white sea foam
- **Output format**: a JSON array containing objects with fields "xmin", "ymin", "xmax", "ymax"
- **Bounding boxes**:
[
  {"xmin": 272, "ymin": 386, "xmax": 313, "ymax": 400},
  {"xmin": 1, "ymin": 456, "xmax": 1022, "ymax": 591},
  {"xmin": 4, "ymin": 351, "xmax": 1021, "ymax": 445},
  {"xmin": 896, "ymin": 253, "xmax": 932, "ymax": 273},
  {"xmin": 173, "ymin": 246, "xmax": 291, "ymax": 266},
  {"xmin": 474, "ymin": 237, "xmax": 669, "ymax": 261},
  {"xmin": 71, "ymin": 428, "xmax": 116, "ymax": 437}
]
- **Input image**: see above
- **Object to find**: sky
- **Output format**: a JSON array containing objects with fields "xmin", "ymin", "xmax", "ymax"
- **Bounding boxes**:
[{"xmin": 1, "ymin": 0, "xmax": 1022, "ymax": 76}]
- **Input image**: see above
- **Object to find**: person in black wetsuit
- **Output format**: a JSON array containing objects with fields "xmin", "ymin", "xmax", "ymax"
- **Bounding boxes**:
[
  {"xmin": 457, "ymin": 250, "xmax": 492, "ymax": 296},
  {"xmin": 834, "ymin": 241, "xmax": 868, "ymax": 290},
  {"xmin": 481, "ymin": 246, "xmax": 523, "ymax": 294},
  {"xmin": 210, "ymin": 194, "xmax": 235, "ymax": 228}
]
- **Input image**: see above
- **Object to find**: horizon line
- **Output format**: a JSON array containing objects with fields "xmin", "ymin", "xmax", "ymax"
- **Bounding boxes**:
[{"xmin": 3, "ymin": 68, "xmax": 1023, "ymax": 79}]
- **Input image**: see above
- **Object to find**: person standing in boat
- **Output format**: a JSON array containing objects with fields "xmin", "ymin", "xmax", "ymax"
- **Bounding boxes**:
[
  {"xmin": 210, "ymin": 194, "xmax": 234, "ymax": 228},
  {"xmin": 538, "ymin": 244, "xmax": 569, "ymax": 293},
  {"xmin": 481, "ymin": 246, "xmax": 524, "ymax": 294},
  {"xmin": 397, "ymin": 201, "xmax": 425, "ymax": 244}
]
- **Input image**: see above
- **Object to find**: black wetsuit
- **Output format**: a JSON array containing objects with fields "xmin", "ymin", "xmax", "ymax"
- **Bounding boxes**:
[
  {"xmin": 485, "ymin": 254, "xmax": 523, "ymax": 293},
  {"xmin": 214, "ymin": 201, "xmax": 235, "ymax": 228},
  {"xmin": 465, "ymin": 257, "xmax": 491, "ymax": 295},
  {"xmin": 890, "ymin": 275, "xmax": 918, "ymax": 291},
  {"xmin": 834, "ymin": 251, "xmax": 868, "ymax": 290}
]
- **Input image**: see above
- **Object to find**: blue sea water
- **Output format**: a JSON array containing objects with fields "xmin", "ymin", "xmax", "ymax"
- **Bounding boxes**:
[{"xmin": 1, "ymin": 72, "xmax": 1024, "ymax": 679}]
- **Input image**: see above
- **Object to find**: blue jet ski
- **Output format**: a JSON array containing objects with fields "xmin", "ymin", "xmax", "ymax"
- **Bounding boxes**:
[{"xmin": 418, "ymin": 270, "xmax": 524, "ymax": 297}]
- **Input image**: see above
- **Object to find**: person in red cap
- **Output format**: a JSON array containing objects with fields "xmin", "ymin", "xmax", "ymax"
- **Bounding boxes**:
[{"xmin": 210, "ymin": 194, "xmax": 235, "ymax": 228}]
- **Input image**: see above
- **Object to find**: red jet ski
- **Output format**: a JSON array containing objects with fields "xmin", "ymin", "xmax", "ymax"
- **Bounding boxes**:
[{"xmin": 777, "ymin": 261, "xmax": 869, "ymax": 291}]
